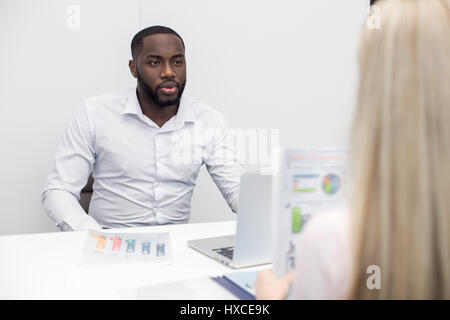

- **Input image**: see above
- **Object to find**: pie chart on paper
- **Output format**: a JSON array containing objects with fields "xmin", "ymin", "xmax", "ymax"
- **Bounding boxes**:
[{"xmin": 322, "ymin": 173, "xmax": 341, "ymax": 195}]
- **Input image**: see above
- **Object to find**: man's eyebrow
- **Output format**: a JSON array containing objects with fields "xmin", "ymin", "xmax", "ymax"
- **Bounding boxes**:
[
  {"xmin": 145, "ymin": 55, "xmax": 163, "ymax": 59},
  {"xmin": 144, "ymin": 54, "xmax": 185, "ymax": 60}
]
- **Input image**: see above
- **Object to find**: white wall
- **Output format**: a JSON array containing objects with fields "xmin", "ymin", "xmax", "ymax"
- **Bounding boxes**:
[{"xmin": 0, "ymin": 0, "xmax": 369, "ymax": 235}]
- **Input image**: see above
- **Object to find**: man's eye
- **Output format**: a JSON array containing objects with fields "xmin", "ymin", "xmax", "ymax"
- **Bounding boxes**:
[
  {"xmin": 149, "ymin": 60, "xmax": 159, "ymax": 65},
  {"xmin": 174, "ymin": 59, "xmax": 184, "ymax": 65}
]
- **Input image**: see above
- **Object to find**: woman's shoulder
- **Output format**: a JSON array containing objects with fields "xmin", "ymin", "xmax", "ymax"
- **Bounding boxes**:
[
  {"xmin": 291, "ymin": 207, "xmax": 352, "ymax": 299},
  {"xmin": 300, "ymin": 207, "xmax": 350, "ymax": 243}
]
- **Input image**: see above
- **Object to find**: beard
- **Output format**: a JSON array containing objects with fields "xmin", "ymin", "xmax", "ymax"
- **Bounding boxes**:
[{"xmin": 136, "ymin": 68, "xmax": 186, "ymax": 107}]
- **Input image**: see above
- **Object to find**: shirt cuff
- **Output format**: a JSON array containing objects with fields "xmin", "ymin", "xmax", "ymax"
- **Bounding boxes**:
[{"xmin": 59, "ymin": 215, "xmax": 102, "ymax": 231}]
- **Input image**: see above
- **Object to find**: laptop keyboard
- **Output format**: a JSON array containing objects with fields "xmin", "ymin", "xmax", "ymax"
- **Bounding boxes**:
[{"xmin": 212, "ymin": 246, "xmax": 234, "ymax": 260}]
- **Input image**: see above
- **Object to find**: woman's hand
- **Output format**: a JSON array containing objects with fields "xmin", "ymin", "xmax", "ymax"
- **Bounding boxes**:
[{"xmin": 254, "ymin": 268, "xmax": 295, "ymax": 300}]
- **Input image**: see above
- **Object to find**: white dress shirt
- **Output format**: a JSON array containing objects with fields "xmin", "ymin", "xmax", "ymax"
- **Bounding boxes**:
[{"xmin": 42, "ymin": 87, "xmax": 244, "ymax": 231}]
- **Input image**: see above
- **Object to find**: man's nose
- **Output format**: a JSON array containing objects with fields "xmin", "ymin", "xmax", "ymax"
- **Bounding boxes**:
[{"xmin": 160, "ymin": 63, "xmax": 175, "ymax": 79}]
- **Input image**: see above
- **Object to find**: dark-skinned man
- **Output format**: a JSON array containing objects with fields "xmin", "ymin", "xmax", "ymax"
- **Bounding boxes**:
[{"xmin": 42, "ymin": 26, "xmax": 244, "ymax": 231}]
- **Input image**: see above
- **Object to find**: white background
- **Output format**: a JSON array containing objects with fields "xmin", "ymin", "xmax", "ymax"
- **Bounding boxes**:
[{"xmin": 0, "ymin": 0, "xmax": 368, "ymax": 235}]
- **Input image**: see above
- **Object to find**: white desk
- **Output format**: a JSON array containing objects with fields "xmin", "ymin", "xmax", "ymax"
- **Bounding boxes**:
[{"xmin": 0, "ymin": 221, "xmax": 270, "ymax": 299}]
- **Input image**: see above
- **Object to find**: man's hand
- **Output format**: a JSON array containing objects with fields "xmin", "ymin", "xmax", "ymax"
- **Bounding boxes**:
[{"xmin": 254, "ymin": 268, "xmax": 295, "ymax": 300}]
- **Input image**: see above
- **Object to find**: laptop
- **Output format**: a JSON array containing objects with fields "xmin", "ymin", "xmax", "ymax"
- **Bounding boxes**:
[{"xmin": 187, "ymin": 171, "xmax": 272, "ymax": 269}]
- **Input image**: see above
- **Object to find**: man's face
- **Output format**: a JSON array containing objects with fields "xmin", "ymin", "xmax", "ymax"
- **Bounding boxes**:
[{"xmin": 132, "ymin": 33, "xmax": 186, "ymax": 107}]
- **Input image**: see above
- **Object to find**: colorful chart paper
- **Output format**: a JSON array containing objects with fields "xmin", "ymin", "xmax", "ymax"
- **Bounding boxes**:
[
  {"xmin": 79, "ymin": 229, "xmax": 172, "ymax": 265},
  {"xmin": 272, "ymin": 149, "xmax": 348, "ymax": 277}
]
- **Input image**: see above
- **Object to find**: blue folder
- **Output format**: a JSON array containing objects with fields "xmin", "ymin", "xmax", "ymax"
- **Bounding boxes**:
[{"xmin": 211, "ymin": 271, "xmax": 258, "ymax": 300}]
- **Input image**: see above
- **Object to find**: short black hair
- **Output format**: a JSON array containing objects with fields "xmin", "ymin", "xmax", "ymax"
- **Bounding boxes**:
[{"xmin": 130, "ymin": 25, "xmax": 185, "ymax": 60}]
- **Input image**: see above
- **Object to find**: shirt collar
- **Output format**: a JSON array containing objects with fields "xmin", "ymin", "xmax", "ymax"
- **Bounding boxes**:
[
  {"xmin": 123, "ymin": 87, "xmax": 196, "ymax": 126},
  {"xmin": 122, "ymin": 87, "xmax": 143, "ymax": 116},
  {"xmin": 175, "ymin": 94, "xmax": 196, "ymax": 125}
]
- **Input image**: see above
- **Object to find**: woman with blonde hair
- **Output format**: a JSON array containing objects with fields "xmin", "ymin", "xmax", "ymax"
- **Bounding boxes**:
[{"xmin": 255, "ymin": 0, "xmax": 450, "ymax": 299}]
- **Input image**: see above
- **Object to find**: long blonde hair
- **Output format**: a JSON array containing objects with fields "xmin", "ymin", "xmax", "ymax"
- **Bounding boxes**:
[{"xmin": 350, "ymin": 0, "xmax": 450, "ymax": 299}]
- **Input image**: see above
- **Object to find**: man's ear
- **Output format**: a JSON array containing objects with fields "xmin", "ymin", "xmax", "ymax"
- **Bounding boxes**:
[{"xmin": 129, "ymin": 59, "xmax": 137, "ymax": 78}]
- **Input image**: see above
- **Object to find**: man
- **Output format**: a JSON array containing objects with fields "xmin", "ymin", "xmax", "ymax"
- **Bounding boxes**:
[{"xmin": 42, "ymin": 26, "xmax": 244, "ymax": 231}]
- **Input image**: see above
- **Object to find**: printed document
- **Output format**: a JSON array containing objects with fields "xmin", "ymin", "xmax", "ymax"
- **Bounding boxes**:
[{"xmin": 272, "ymin": 149, "xmax": 348, "ymax": 276}]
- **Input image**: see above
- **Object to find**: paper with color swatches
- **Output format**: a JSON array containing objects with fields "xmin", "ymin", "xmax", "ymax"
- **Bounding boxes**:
[{"xmin": 79, "ymin": 229, "xmax": 172, "ymax": 265}]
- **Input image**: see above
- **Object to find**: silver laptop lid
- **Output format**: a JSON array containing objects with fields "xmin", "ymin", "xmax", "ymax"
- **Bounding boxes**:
[{"xmin": 230, "ymin": 171, "xmax": 272, "ymax": 268}]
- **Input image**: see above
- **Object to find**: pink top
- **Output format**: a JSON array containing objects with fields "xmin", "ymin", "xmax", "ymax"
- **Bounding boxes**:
[{"xmin": 291, "ymin": 209, "xmax": 352, "ymax": 300}]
